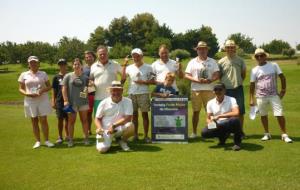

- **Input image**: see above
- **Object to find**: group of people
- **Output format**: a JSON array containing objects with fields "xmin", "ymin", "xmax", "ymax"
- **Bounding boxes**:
[{"xmin": 18, "ymin": 39, "xmax": 293, "ymax": 153}]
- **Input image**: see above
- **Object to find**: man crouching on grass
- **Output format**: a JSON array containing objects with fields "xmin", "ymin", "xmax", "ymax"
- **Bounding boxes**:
[
  {"xmin": 201, "ymin": 83, "xmax": 242, "ymax": 151},
  {"xmin": 95, "ymin": 81, "xmax": 134, "ymax": 153}
]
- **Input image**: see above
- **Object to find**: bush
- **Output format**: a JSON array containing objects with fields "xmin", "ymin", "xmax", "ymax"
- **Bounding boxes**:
[
  {"xmin": 109, "ymin": 43, "xmax": 132, "ymax": 59},
  {"xmin": 282, "ymin": 48, "xmax": 296, "ymax": 58},
  {"xmin": 170, "ymin": 49, "xmax": 191, "ymax": 60}
]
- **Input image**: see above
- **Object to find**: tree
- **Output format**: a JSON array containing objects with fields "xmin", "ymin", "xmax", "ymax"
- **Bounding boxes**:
[
  {"xmin": 172, "ymin": 25, "xmax": 219, "ymax": 57},
  {"xmin": 130, "ymin": 13, "xmax": 159, "ymax": 49},
  {"xmin": 109, "ymin": 42, "xmax": 132, "ymax": 59},
  {"xmin": 145, "ymin": 37, "xmax": 172, "ymax": 57},
  {"xmin": 87, "ymin": 26, "xmax": 108, "ymax": 51},
  {"xmin": 153, "ymin": 23, "xmax": 174, "ymax": 39},
  {"xmin": 57, "ymin": 36, "xmax": 86, "ymax": 62},
  {"xmin": 282, "ymin": 48, "xmax": 296, "ymax": 58},
  {"xmin": 227, "ymin": 33, "xmax": 256, "ymax": 53},
  {"xmin": 106, "ymin": 16, "xmax": 132, "ymax": 46},
  {"xmin": 261, "ymin": 39, "xmax": 291, "ymax": 54},
  {"xmin": 296, "ymin": 44, "xmax": 300, "ymax": 51}
]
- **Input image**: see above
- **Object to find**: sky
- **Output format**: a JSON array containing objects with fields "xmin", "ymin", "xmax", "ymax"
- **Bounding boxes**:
[{"xmin": 1, "ymin": 0, "xmax": 299, "ymax": 48}]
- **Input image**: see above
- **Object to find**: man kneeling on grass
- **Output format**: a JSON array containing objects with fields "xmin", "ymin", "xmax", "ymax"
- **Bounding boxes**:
[
  {"xmin": 95, "ymin": 81, "xmax": 134, "ymax": 153},
  {"xmin": 201, "ymin": 83, "xmax": 242, "ymax": 151}
]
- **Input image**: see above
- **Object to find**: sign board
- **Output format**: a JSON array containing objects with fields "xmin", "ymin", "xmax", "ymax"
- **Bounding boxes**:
[{"xmin": 151, "ymin": 97, "xmax": 188, "ymax": 143}]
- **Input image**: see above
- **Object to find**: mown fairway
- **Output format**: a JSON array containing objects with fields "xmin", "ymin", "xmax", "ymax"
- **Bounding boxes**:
[{"xmin": 0, "ymin": 57, "xmax": 299, "ymax": 190}]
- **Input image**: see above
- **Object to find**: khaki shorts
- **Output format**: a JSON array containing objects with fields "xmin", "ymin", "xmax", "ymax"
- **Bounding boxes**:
[
  {"xmin": 129, "ymin": 93, "xmax": 150, "ymax": 112},
  {"xmin": 257, "ymin": 95, "xmax": 283, "ymax": 116},
  {"xmin": 191, "ymin": 90, "xmax": 214, "ymax": 112},
  {"xmin": 72, "ymin": 104, "xmax": 89, "ymax": 112}
]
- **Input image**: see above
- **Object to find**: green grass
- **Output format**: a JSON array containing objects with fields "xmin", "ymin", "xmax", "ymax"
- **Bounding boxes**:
[{"xmin": 0, "ymin": 58, "xmax": 300, "ymax": 189}]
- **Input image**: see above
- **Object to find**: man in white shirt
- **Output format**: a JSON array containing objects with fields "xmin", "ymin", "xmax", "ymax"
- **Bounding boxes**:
[
  {"xmin": 201, "ymin": 83, "xmax": 242, "ymax": 151},
  {"xmin": 151, "ymin": 44, "xmax": 184, "ymax": 94},
  {"xmin": 249, "ymin": 48, "xmax": 292, "ymax": 143},
  {"xmin": 185, "ymin": 41, "xmax": 220, "ymax": 138},
  {"xmin": 95, "ymin": 81, "xmax": 134, "ymax": 153},
  {"xmin": 90, "ymin": 45, "xmax": 122, "ymax": 114},
  {"xmin": 121, "ymin": 48, "xmax": 155, "ymax": 143}
]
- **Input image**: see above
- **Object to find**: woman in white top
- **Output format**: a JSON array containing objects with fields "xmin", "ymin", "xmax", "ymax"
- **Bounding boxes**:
[{"xmin": 18, "ymin": 56, "xmax": 54, "ymax": 149}]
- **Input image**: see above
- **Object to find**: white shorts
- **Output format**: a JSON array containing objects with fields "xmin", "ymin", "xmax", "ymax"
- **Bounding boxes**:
[
  {"xmin": 24, "ymin": 99, "xmax": 52, "ymax": 118},
  {"xmin": 96, "ymin": 122, "xmax": 132, "ymax": 150},
  {"xmin": 257, "ymin": 95, "xmax": 283, "ymax": 116}
]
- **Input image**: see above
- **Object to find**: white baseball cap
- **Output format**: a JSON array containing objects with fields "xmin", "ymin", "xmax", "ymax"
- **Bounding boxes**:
[
  {"xmin": 131, "ymin": 48, "xmax": 143, "ymax": 56},
  {"xmin": 254, "ymin": 48, "xmax": 269, "ymax": 57},
  {"xmin": 27, "ymin": 56, "xmax": 39, "ymax": 63},
  {"xmin": 225, "ymin": 40, "xmax": 236, "ymax": 47}
]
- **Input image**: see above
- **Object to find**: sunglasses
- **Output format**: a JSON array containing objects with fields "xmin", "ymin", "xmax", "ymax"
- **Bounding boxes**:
[{"xmin": 255, "ymin": 54, "xmax": 265, "ymax": 59}]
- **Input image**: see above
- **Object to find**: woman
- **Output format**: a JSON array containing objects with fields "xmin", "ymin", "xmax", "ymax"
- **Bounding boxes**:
[
  {"xmin": 62, "ymin": 58, "xmax": 90, "ymax": 147},
  {"xmin": 18, "ymin": 56, "xmax": 54, "ymax": 149}
]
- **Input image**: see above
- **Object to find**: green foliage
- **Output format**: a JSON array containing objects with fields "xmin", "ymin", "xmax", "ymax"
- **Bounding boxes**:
[
  {"xmin": 145, "ymin": 37, "xmax": 171, "ymax": 57},
  {"xmin": 282, "ymin": 48, "xmax": 296, "ymax": 58},
  {"xmin": 261, "ymin": 39, "xmax": 291, "ymax": 54},
  {"xmin": 106, "ymin": 16, "xmax": 132, "ymax": 46},
  {"xmin": 227, "ymin": 33, "xmax": 256, "ymax": 53},
  {"xmin": 130, "ymin": 13, "xmax": 159, "ymax": 49},
  {"xmin": 109, "ymin": 42, "xmax": 132, "ymax": 59},
  {"xmin": 172, "ymin": 25, "xmax": 219, "ymax": 57},
  {"xmin": 170, "ymin": 49, "xmax": 191, "ymax": 60},
  {"xmin": 297, "ymin": 44, "xmax": 300, "ymax": 51},
  {"xmin": 56, "ymin": 36, "xmax": 86, "ymax": 62},
  {"xmin": 86, "ymin": 26, "xmax": 108, "ymax": 51}
]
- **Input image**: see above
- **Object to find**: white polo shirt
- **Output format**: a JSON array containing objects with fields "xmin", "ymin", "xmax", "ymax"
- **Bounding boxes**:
[
  {"xmin": 125, "ymin": 63, "xmax": 153, "ymax": 95},
  {"xmin": 18, "ymin": 70, "xmax": 50, "ymax": 104},
  {"xmin": 185, "ymin": 57, "xmax": 219, "ymax": 91},
  {"xmin": 90, "ymin": 60, "xmax": 122, "ymax": 100},
  {"xmin": 151, "ymin": 59, "xmax": 179, "ymax": 91},
  {"xmin": 95, "ymin": 96, "xmax": 133, "ymax": 130},
  {"xmin": 207, "ymin": 95, "xmax": 238, "ymax": 121}
]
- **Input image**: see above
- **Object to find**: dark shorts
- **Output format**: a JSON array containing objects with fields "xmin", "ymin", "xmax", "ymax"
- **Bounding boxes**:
[
  {"xmin": 226, "ymin": 86, "xmax": 245, "ymax": 115},
  {"xmin": 56, "ymin": 104, "xmax": 68, "ymax": 119}
]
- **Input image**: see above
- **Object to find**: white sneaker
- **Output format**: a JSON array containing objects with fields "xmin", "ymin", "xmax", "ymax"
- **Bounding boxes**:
[
  {"xmin": 282, "ymin": 134, "xmax": 293, "ymax": 143},
  {"xmin": 261, "ymin": 133, "xmax": 271, "ymax": 141},
  {"xmin": 45, "ymin": 141, "xmax": 55, "ymax": 148},
  {"xmin": 33, "ymin": 141, "xmax": 41, "ymax": 149},
  {"xmin": 118, "ymin": 140, "xmax": 130, "ymax": 151},
  {"xmin": 189, "ymin": 133, "xmax": 197, "ymax": 139},
  {"xmin": 56, "ymin": 138, "xmax": 63, "ymax": 144},
  {"xmin": 68, "ymin": 140, "xmax": 74, "ymax": 147}
]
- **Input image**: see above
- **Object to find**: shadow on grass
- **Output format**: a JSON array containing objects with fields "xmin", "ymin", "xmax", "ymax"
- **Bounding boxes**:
[
  {"xmin": 189, "ymin": 137, "xmax": 214, "ymax": 143},
  {"xmin": 246, "ymin": 134, "xmax": 300, "ymax": 142},
  {"xmin": 209, "ymin": 142, "xmax": 264, "ymax": 151}
]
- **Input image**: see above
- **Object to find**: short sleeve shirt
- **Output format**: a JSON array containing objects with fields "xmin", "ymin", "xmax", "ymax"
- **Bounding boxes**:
[
  {"xmin": 95, "ymin": 97, "xmax": 133, "ymax": 130},
  {"xmin": 52, "ymin": 73, "xmax": 65, "ymax": 106},
  {"xmin": 218, "ymin": 56, "xmax": 246, "ymax": 89},
  {"xmin": 153, "ymin": 84, "xmax": 176, "ymax": 95},
  {"xmin": 151, "ymin": 59, "xmax": 179, "ymax": 91},
  {"xmin": 207, "ymin": 95, "xmax": 238, "ymax": 121},
  {"xmin": 18, "ymin": 70, "xmax": 50, "ymax": 104},
  {"xmin": 90, "ymin": 60, "xmax": 122, "ymax": 100},
  {"xmin": 125, "ymin": 63, "xmax": 153, "ymax": 95},
  {"xmin": 62, "ymin": 72, "xmax": 89, "ymax": 107},
  {"xmin": 185, "ymin": 57, "xmax": 219, "ymax": 91},
  {"xmin": 250, "ymin": 62, "xmax": 282, "ymax": 97}
]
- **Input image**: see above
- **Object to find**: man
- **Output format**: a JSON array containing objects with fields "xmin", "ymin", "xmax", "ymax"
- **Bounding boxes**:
[
  {"xmin": 122, "ymin": 48, "xmax": 155, "ymax": 143},
  {"xmin": 151, "ymin": 44, "xmax": 184, "ymax": 94},
  {"xmin": 218, "ymin": 40, "xmax": 246, "ymax": 137},
  {"xmin": 95, "ymin": 81, "xmax": 134, "ymax": 153},
  {"xmin": 249, "ymin": 48, "xmax": 292, "ymax": 143},
  {"xmin": 185, "ymin": 41, "xmax": 220, "ymax": 138},
  {"xmin": 83, "ymin": 50, "xmax": 96, "ymax": 135},
  {"xmin": 201, "ymin": 83, "xmax": 242, "ymax": 151},
  {"xmin": 90, "ymin": 46, "xmax": 122, "ymax": 115}
]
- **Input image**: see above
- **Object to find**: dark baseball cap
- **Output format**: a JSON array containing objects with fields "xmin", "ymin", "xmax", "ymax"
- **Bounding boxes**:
[{"xmin": 57, "ymin": 58, "xmax": 67, "ymax": 65}]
